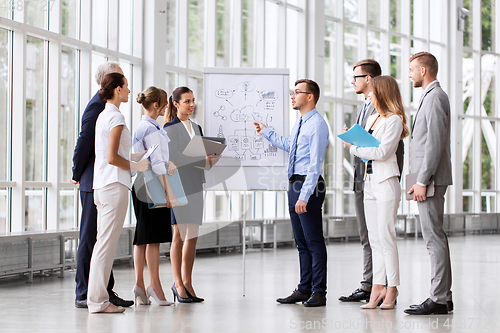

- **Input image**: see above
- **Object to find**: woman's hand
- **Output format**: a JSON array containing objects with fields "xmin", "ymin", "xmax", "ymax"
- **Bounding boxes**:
[
  {"xmin": 130, "ymin": 159, "xmax": 148, "ymax": 171},
  {"xmin": 167, "ymin": 161, "xmax": 177, "ymax": 176},
  {"xmin": 131, "ymin": 150, "xmax": 146, "ymax": 162},
  {"xmin": 343, "ymin": 141, "xmax": 352, "ymax": 149},
  {"xmin": 206, "ymin": 153, "xmax": 220, "ymax": 167},
  {"xmin": 166, "ymin": 193, "xmax": 178, "ymax": 208}
]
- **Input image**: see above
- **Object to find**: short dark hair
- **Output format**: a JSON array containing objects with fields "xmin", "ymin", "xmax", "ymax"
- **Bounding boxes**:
[
  {"xmin": 409, "ymin": 52, "xmax": 438, "ymax": 77},
  {"xmin": 353, "ymin": 59, "xmax": 382, "ymax": 77},
  {"xmin": 295, "ymin": 79, "xmax": 320, "ymax": 104},
  {"xmin": 98, "ymin": 73, "xmax": 125, "ymax": 101}
]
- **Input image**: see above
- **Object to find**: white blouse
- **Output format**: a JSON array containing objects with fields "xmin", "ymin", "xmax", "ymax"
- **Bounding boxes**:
[
  {"xmin": 93, "ymin": 103, "xmax": 132, "ymax": 190},
  {"xmin": 180, "ymin": 119, "xmax": 196, "ymax": 139}
]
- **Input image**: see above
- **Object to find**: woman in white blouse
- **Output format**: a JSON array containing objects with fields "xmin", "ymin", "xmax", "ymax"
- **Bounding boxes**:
[
  {"xmin": 87, "ymin": 73, "xmax": 148, "ymax": 314},
  {"xmin": 342, "ymin": 76, "xmax": 409, "ymax": 310},
  {"xmin": 131, "ymin": 86, "xmax": 177, "ymax": 306}
]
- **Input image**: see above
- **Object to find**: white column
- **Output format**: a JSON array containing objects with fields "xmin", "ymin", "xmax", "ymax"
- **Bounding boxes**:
[
  {"xmin": 305, "ymin": 0, "xmax": 325, "ymax": 88},
  {"xmin": 254, "ymin": 0, "xmax": 265, "ymax": 67},
  {"xmin": 232, "ymin": 0, "xmax": 242, "ymax": 67},
  {"xmin": 143, "ymin": 0, "xmax": 167, "ymax": 88},
  {"xmin": 46, "ymin": 41, "xmax": 61, "ymax": 230},
  {"xmin": 11, "ymin": 29, "xmax": 26, "ymax": 232},
  {"xmin": 205, "ymin": 0, "xmax": 217, "ymax": 68}
]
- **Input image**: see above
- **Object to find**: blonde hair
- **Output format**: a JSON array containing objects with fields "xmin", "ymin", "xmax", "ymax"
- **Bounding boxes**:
[
  {"xmin": 369, "ymin": 76, "xmax": 409, "ymax": 140},
  {"xmin": 136, "ymin": 86, "xmax": 168, "ymax": 111}
]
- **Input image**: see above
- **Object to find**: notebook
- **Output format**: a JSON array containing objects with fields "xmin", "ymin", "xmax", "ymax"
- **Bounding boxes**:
[{"xmin": 405, "ymin": 173, "xmax": 435, "ymax": 201}]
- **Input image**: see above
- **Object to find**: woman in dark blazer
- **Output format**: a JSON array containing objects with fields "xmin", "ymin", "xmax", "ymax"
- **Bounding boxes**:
[{"xmin": 164, "ymin": 87, "xmax": 219, "ymax": 303}]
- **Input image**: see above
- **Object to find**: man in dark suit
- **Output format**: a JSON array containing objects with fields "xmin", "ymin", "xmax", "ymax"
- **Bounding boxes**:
[
  {"xmin": 70, "ymin": 62, "xmax": 133, "ymax": 308},
  {"xmin": 338, "ymin": 59, "xmax": 380, "ymax": 303},
  {"xmin": 339, "ymin": 59, "xmax": 404, "ymax": 303},
  {"xmin": 405, "ymin": 52, "xmax": 453, "ymax": 315}
]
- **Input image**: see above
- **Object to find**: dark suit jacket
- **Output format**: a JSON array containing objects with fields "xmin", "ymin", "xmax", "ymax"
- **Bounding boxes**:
[
  {"xmin": 71, "ymin": 92, "xmax": 106, "ymax": 192},
  {"xmin": 164, "ymin": 117, "xmax": 206, "ymax": 194}
]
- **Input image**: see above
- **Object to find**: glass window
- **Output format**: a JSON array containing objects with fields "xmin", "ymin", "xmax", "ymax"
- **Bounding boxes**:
[
  {"xmin": 344, "ymin": 0, "xmax": 358, "ymax": 22},
  {"xmin": 324, "ymin": 20, "xmax": 336, "ymax": 97},
  {"xmin": 481, "ymin": 55, "xmax": 496, "ymax": 117},
  {"xmin": 286, "ymin": 8, "xmax": 299, "ymax": 84},
  {"xmin": 0, "ymin": 1, "xmax": 12, "ymax": 19},
  {"xmin": 463, "ymin": 136, "xmax": 473, "ymax": 190},
  {"xmin": 119, "ymin": 61, "xmax": 133, "ymax": 129},
  {"xmin": 390, "ymin": 0, "xmax": 402, "ymax": 32},
  {"xmin": 91, "ymin": 53, "xmax": 106, "ymax": 94},
  {"xmin": 0, "ymin": 28, "xmax": 10, "ymax": 181},
  {"xmin": 59, "ymin": 189, "xmax": 75, "ymax": 229},
  {"xmin": 25, "ymin": 36, "xmax": 47, "ymax": 182},
  {"xmin": 368, "ymin": 0, "xmax": 381, "ymax": 27},
  {"xmin": 60, "ymin": 46, "xmax": 78, "ymax": 183},
  {"xmin": 411, "ymin": 0, "xmax": 426, "ymax": 39},
  {"xmin": 482, "ymin": 0, "xmax": 495, "ymax": 52},
  {"xmin": 265, "ymin": 1, "xmax": 279, "ymax": 68},
  {"xmin": 188, "ymin": 76, "xmax": 203, "ymax": 123},
  {"xmin": 344, "ymin": 25, "xmax": 360, "ymax": 100},
  {"xmin": 216, "ymin": 0, "xmax": 231, "ymax": 67},
  {"xmin": 323, "ymin": 102, "xmax": 335, "ymax": 188},
  {"xmin": 429, "ymin": 0, "xmax": 444, "ymax": 43},
  {"xmin": 166, "ymin": 72, "xmax": 177, "ymax": 96},
  {"xmin": 25, "ymin": 188, "xmax": 44, "ymax": 231},
  {"xmin": 26, "ymin": 0, "xmax": 49, "ymax": 29},
  {"xmin": 62, "ymin": 0, "xmax": 79, "ymax": 39},
  {"xmin": 92, "ymin": 0, "xmax": 108, "ymax": 48},
  {"xmin": 242, "ymin": 0, "xmax": 254, "ymax": 67},
  {"xmin": 368, "ymin": 30, "xmax": 382, "ymax": 61},
  {"xmin": 188, "ymin": 0, "xmax": 204, "ymax": 71},
  {"xmin": 0, "ymin": 188, "xmax": 7, "ymax": 233},
  {"xmin": 119, "ymin": 0, "xmax": 133, "ymax": 55},
  {"xmin": 463, "ymin": 52, "xmax": 473, "ymax": 115},
  {"xmin": 463, "ymin": 0, "xmax": 472, "ymax": 48},
  {"xmin": 390, "ymin": 35, "xmax": 402, "ymax": 81},
  {"xmin": 325, "ymin": 0, "xmax": 336, "ymax": 17},
  {"xmin": 481, "ymin": 130, "xmax": 495, "ymax": 191},
  {"xmin": 166, "ymin": 0, "xmax": 177, "ymax": 65}
]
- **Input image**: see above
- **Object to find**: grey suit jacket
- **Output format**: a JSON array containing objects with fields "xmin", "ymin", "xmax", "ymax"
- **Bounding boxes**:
[
  {"xmin": 410, "ymin": 81, "xmax": 452, "ymax": 186},
  {"xmin": 353, "ymin": 104, "xmax": 376, "ymax": 192}
]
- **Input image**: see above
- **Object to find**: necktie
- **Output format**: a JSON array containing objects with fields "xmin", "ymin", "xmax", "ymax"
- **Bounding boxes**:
[
  {"xmin": 359, "ymin": 103, "xmax": 369, "ymax": 125},
  {"xmin": 287, "ymin": 117, "xmax": 303, "ymax": 179}
]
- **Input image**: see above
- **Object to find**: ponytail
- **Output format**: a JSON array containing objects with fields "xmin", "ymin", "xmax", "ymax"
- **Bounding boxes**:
[{"xmin": 165, "ymin": 86, "xmax": 192, "ymax": 124}]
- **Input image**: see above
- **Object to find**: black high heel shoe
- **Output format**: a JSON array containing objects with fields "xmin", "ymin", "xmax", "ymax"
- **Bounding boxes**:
[
  {"xmin": 171, "ymin": 283, "xmax": 193, "ymax": 303},
  {"xmin": 185, "ymin": 289, "xmax": 204, "ymax": 302}
]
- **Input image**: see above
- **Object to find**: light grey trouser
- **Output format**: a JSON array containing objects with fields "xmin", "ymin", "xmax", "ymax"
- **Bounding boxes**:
[
  {"xmin": 88, "ymin": 182, "xmax": 129, "ymax": 313},
  {"xmin": 417, "ymin": 185, "xmax": 453, "ymax": 304},
  {"xmin": 354, "ymin": 190, "xmax": 372, "ymax": 292}
]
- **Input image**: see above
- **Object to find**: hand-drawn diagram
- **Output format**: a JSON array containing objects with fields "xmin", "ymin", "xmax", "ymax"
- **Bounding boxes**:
[{"xmin": 206, "ymin": 74, "xmax": 286, "ymax": 166}]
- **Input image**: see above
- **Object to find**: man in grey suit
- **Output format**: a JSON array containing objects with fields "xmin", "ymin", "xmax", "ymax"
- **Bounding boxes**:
[
  {"xmin": 405, "ymin": 52, "xmax": 453, "ymax": 315},
  {"xmin": 338, "ymin": 59, "xmax": 381, "ymax": 302}
]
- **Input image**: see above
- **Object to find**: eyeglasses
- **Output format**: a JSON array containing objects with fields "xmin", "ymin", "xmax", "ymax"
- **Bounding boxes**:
[
  {"xmin": 290, "ymin": 90, "xmax": 312, "ymax": 97},
  {"xmin": 352, "ymin": 74, "xmax": 370, "ymax": 81}
]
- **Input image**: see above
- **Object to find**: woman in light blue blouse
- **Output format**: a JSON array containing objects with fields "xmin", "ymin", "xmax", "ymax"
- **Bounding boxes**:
[{"xmin": 131, "ymin": 86, "xmax": 177, "ymax": 306}]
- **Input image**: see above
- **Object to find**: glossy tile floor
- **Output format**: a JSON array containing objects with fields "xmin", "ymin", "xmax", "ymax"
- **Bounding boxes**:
[{"xmin": 0, "ymin": 234, "xmax": 499, "ymax": 333}]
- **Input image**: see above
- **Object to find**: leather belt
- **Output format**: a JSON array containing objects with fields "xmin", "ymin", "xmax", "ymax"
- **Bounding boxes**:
[{"xmin": 289, "ymin": 174, "xmax": 307, "ymax": 182}]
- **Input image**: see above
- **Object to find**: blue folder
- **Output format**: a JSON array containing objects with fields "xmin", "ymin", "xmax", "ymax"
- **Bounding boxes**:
[
  {"xmin": 337, "ymin": 124, "xmax": 380, "ymax": 162},
  {"xmin": 143, "ymin": 170, "xmax": 188, "ymax": 208}
]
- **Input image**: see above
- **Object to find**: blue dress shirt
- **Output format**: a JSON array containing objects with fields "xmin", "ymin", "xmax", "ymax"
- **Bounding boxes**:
[
  {"xmin": 133, "ymin": 115, "xmax": 171, "ymax": 175},
  {"xmin": 262, "ymin": 108, "xmax": 329, "ymax": 202}
]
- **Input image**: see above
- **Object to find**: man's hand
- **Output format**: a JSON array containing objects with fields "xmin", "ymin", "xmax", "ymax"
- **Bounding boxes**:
[
  {"xmin": 408, "ymin": 183, "xmax": 427, "ymax": 202},
  {"xmin": 295, "ymin": 199, "xmax": 308, "ymax": 214},
  {"xmin": 253, "ymin": 121, "xmax": 267, "ymax": 134},
  {"xmin": 69, "ymin": 179, "xmax": 79, "ymax": 185}
]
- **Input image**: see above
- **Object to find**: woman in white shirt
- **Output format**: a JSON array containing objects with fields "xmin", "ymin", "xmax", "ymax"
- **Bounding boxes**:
[
  {"xmin": 87, "ymin": 73, "xmax": 148, "ymax": 314},
  {"xmin": 342, "ymin": 76, "xmax": 409, "ymax": 310},
  {"xmin": 131, "ymin": 86, "xmax": 177, "ymax": 306}
]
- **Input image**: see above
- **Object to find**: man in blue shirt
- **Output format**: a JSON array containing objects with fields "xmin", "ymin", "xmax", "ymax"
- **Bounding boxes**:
[{"xmin": 254, "ymin": 79, "xmax": 329, "ymax": 307}]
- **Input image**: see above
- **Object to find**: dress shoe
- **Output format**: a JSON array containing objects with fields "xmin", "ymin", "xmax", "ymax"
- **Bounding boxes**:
[
  {"xmin": 361, "ymin": 288, "xmax": 386, "ymax": 309},
  {"xmin": 132, "ymin": 285, "xmax": 150, "ymax": 306},
  {"xmin": 147, "ymin": 286, "xmax": 174, "ymax": 306},
  {"xmin": 276, "ymin": 289, "xmax": 311, "ymax": 304},
  {"xmin": 185, "ymin": 289, "xmax": 204, "ymax": 302},
  {"xmin": 75, "ymin": 299, "xmax": 87, "ymax": 308},
  {"xmin": 380, "ymin": 290, "xmax": 398, "ymax": 310},
  {"xmin": 303, "ymin": 292, "xmax": 327, "ymax": 307},
  {"xmin": 338, "ymin": 288, "xmax": 371, "ymax": 302},
  {"xmin": 409, "ymin": 300, "xmax": 453, "ymax": 312},
  {"xmin": 108, "ymin": 290, "xmax": 134, "ymax": 307},
  {"xmin": 404, "ymin": 298, "xmax": 448, "ymax": 315},
  {"xmin": 93, "ymin": 303, "xmax": 125, "ymax": 314},
  {"xmin": 171, "ymin": 283, "xmax": 193, "ymax": 303}
]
